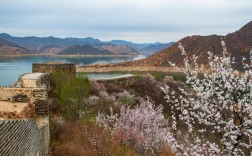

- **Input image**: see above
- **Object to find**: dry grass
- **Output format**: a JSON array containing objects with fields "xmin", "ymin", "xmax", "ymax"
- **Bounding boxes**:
[
  {"xmin": 50, "ymin": 121, "xmax": 139, "ymax": 156},
  {"xmin": 49, "ymin": 120, "xmax": 174, "ymax": 156}
]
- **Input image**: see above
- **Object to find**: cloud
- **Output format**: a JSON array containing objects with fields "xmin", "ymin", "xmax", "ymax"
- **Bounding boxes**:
[{"xmin": 0, "ymin": 0, "xmax": 251, "ymax": 42}]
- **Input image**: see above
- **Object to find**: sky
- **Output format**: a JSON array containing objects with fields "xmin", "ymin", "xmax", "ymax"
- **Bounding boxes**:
[{"xmin": 0, "ymin": 0, "xmax": 251, "ymax": 43}]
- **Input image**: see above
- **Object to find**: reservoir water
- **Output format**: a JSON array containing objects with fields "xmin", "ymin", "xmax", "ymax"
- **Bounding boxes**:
[{"xmin": 0, "ymin": 55, "xmax": 146, "ymax": 86}]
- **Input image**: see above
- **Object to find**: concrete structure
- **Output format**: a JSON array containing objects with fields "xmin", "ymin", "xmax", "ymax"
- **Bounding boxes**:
[
  {"xmin": 32, "ymin": 62, "xmax": 76, "ymax": 77},
  {"xmin": 0, "ymin": 72, "xmax": 50, "ymax": 155}
]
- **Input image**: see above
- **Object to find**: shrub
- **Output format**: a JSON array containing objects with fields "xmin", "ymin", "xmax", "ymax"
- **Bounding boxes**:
[
  {"xmin": 50, "ymin": 71, "xmax": 91, "ymax": 121},
  {"xmin": 115, "ymin": 90, "xmax": 135, "ymax": 106},
  {"xmin": 133, "ymin": 74, "xmax": 165, "ymax": 104},
  {"xmin": 96, "ymin": 100, "xmax": 175, "ymax": 154},
  {"xmin": 86, "ymin": 95, "xmax": 99, "ymax": 106},
  {"xmin": 90, "ymin": 80, "xmax": 106, "ymax": 95}
]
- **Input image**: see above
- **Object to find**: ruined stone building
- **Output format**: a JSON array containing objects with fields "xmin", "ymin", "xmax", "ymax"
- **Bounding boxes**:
[
  {"xmin": 0, "ymin": 73, "xmax": 50, "ymax": 156},
  {"xmin": 0, "ymin": 62, "xmax": 77, "ymax": 155}
]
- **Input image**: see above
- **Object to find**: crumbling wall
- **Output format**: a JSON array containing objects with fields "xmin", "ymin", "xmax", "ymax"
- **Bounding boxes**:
[
  {"xmin": 0, "ymin": 87, "xmax": 48, "ymax": 117},
  {"xmin": 0, "ymin": 87, "xmax": 33, "ymax": 102},
  {"xmin": 0, "ymin": 119, "xmax": 49, "ymax": 156}
]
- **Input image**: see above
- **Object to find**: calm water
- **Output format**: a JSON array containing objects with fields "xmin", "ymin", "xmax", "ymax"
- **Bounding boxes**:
[{"xmin": 0, "ymin": 55, "xmax": 146, "ymax": 86}]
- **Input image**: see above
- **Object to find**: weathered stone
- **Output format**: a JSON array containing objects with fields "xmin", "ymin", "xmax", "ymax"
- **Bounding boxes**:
[{"xmin": 10, "ymin": 94, "xmax": 29, "ymax": 102}]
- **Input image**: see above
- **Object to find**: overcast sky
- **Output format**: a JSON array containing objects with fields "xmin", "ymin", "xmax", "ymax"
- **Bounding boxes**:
[{"xmin": 0, "ymin": 0, "xmax": 251, "ymax": 43}]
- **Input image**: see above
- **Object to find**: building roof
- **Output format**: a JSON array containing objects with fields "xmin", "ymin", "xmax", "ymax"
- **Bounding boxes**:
[{"xmin": 21, "ymin": 73, "xmax": 45, "ymax": 80}]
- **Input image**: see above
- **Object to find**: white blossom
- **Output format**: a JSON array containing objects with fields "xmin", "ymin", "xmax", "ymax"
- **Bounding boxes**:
[
  {"xmin": 163, "ymin": 41, "xmax": 252, "ymax": 155},
  {"xmin": 96, "ymin": 100, "xmax": 177, "ymax": 154}
]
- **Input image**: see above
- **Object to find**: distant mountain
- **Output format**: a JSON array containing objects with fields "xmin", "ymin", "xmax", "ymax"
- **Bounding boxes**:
[
  {"xmin": 59, "ymin": 44, "xmax": 113, "ymax": 55},
  {"xmin": 0, "ymin": 38, "xmax": 17, "ymax": 47},
  {"xmin": 0, "ymin": 33, "xmax": 173, "ymax": 55},
  {"xmin": 0, "ymin": 34, "xmax": 102, "ymax": 52},
  {"xmin": 138, "ymin": 42, "xmax": 175, "ymax": 55},
  {"xmin": 108, "ymin": 40, "xmax": 153, "ymax": 50},
  {"xmin": 94, "ymin": 44, "xmax": 138, "ymax": 55},
  {"xmin": 123, "ymin": 21, "xmax": 252, "ymax": 70},
  {"xmin": 0, "ymin": 38, "xmax": 33, "ymax": 55},
  {"xmin": 107, "ymin": 40, "xmax": 175, "ymax": 54}
]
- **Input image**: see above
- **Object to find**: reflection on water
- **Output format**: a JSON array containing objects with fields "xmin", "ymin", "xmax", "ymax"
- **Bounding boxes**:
[{"xmin": 0, "ymin": 55, "xmax": 146, "ymax": 86}]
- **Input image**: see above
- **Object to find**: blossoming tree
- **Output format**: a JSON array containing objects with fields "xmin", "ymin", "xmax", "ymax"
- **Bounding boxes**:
[
  {"xmin": 96, "ymin": 100, "xmax": 176, "ymax": 154},
  {"xmin": 162, "ymin": 41, "xmax": 252, "ymax": 155}
]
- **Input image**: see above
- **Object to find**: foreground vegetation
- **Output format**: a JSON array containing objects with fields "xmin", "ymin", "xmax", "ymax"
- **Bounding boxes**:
[
  {"xmin": 48, "ymin": 71, "xmax": 175, "ymax": 155},
  {"xmin": 48, "ymin": 41, "xmax": 252, "ymax": 156}
]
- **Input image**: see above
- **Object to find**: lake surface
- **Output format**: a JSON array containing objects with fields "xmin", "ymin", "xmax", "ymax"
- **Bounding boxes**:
[{"xmin": 0, "ymin": 55, "xmax": 146, "ymax": 86}]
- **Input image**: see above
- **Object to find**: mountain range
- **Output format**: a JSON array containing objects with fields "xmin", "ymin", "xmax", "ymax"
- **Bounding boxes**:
[
  {"xmin": 0, "ymin": 33, "xmax": 174, "ymax": 55},
  {"xmin": 122, "ymin": 21, "xmax": 252, "ymax": 70},
  {"xmin": 0, "ymin": 38, "xmax": 33, "ymax": 55}
]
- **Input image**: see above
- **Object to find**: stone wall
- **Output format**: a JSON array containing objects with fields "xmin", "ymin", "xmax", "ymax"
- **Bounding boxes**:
[
  {"xmin": 77, "ymin": 65, "xmax": 177, "ymax": 73},
  {"xmin": 0, "ymin": 87, "xmax": 33, "ymax": 101},
  {"xmin": 0, "ymin": 119, "xmax": 49, "ymax": 156},
  {"xmin": 97, "ymin": 75, "xmax": 138, "ymax": 88},
  {"xmin": 33, "ymin": 63, "xmax": 76, "ymax": 76},
  {"xmin": 0, "ymin": 87, "xmax": 48, "ymax": 118}
]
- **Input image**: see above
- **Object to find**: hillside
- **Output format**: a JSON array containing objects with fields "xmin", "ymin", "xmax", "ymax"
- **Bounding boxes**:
[
  {"xmin": 0, "ymin": 38, "xmax": 33, "ymax": 55},
  {"xmin": 58, "ymin": 44, "xmax": 113, "ymax": 55},
  {"xmin": 107, "ymin": 40, "xmax": 151, "ymax": 50},
  {"xmin": 39, "ymin": 45, "xmax": 62, "ymax": 54},
  {"xmin": 123, "ymin": 21, "xmax": 252, "ymax": 70}
]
